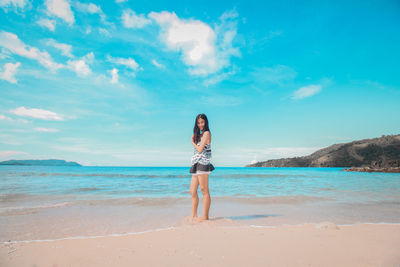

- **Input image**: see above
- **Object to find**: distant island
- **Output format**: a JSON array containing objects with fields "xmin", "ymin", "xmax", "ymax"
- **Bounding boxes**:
[
  {"xmin": 245, "ymin": 134, "xmax": 400, "ymax": 173},
  {"xmin": 0, "ymin": 159, "xmax": 82, "ymax": 166}
]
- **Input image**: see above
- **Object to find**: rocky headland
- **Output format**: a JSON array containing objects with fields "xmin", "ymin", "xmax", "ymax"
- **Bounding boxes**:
[{"xmin": 245, "ymin": 134, "xmax": 400, "ymax": 173}]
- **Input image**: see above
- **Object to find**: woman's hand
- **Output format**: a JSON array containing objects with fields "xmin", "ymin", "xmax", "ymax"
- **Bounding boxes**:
[
  {"xmin": 192, "ymin": 142, "xmax": 197, "ymax": 148},
  {"xmin": 192, "ymin": 131, "xmax": 209, "ymax": 153},
  {"xmin": 191, "ymin": 135, "xmax": 196, "ymax": 147}
]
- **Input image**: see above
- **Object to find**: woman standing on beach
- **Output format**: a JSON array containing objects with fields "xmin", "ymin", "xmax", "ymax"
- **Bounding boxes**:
[{"xmin": 189, "ymin": 113, "xmax": 215, "ymax": 222}]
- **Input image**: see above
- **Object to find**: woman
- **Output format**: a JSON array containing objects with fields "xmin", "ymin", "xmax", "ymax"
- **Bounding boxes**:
[{"xmin": 189, "ymin": 113, "xmax": 215, "ymax": 222}]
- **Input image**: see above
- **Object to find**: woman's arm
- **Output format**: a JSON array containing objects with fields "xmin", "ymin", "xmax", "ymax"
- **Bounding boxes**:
[
  {"xmin": 191, "ymin": 134, "xmax": 196, "ymax": 148},
  {"xmin": 191, "ymin": 131, "xmax": 210, "ymax": 153}
]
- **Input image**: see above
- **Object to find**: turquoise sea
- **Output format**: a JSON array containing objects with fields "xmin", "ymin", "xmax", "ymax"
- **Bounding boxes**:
[{"xmin": 1, "ymin": 166, "xmax": 399, "ymax": 242}]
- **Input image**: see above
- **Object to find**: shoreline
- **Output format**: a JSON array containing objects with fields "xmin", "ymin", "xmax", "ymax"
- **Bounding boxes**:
[
  {"xmin": 343, "ymin": 167, "xmax": 400, "ymax": 173},
  {"xmin": 2, "ymin": 196, "xmax": 400, "ymax": 243},
  {"xmin": 1, "ymin": 221, "xmax": 399, "ymax": 267},
  {"xmin": 2, "ymin": 220, "xmax": 400, "ymax": 245}
]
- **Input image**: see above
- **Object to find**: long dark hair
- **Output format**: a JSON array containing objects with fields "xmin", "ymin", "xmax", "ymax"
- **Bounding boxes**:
[{"xmin": 193, "ymin": 113, "xmax": 211, "ymax": 144}]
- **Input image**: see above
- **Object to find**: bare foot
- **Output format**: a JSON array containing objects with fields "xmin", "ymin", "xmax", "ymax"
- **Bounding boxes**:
[
  {"xmin": 185, "ymin": 215, "xmax": 198, "ymax": 223},
  {"xmin": 196, "ymin": 216, "xmax": 209, "ymax": 222}
]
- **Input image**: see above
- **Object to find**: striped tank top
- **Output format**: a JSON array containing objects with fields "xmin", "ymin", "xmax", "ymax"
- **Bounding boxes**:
[{"xmin": 191, "ymin": 134, "xmax": 212, "ymax": 166}]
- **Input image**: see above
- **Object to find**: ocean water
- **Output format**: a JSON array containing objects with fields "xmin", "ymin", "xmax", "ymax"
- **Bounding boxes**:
[{"xmin": 1, "ymin": 166, "xmax": 400, "ymax": 242}]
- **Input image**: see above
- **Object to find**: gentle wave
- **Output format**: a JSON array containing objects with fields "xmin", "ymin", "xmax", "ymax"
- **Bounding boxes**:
[
  {"xmin": 0, "ymin": 194, "xmax": 333, "ymax": 208},
  {"xmin": 75, "ymin": 195, "xmax": 332, "ymax": 206},
  {"xmin": 221, "ymin": 195, "xmax": 332, "ymax": 204},
  {"xmin": 1, "ymin": 226, "xmax": 178, "ymax": 244},
  {"xmin": 0, "ymin": 201, "xmax": 75, "ymax": 216},
  {"xmin": 81, "ymin": 197, "xmax": 187, "ymax": 206},
  {"xmin": 3, "ymin": 221, "xmax": 400, "ymax": 245},
  {"xmin": 4, "ymin": 171, "xmax": 307, "ymax": 179},
  {"xmin": 2, "ymin": 192, "xmax": 398, "ymax": 208},
  {"xmin": 67, "ymin": 187, "xmax": 101, "ymax": 192},
  {"xmin": 0, "ymin": 193, "xmax": 30, "ymax": 202}
]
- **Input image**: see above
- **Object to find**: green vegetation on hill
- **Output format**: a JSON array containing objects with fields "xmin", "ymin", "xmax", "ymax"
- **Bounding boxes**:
[{"xmin": 245, "ymin": 134, "xmax": 400, "ymax": 168}]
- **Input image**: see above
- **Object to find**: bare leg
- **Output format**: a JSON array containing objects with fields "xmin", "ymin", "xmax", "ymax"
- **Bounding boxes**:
[
  {"xmin": 189, "ymin": 175, "xmax": 199, "ymax": 220},
  {"xmin": 197, "ymin": 173, "xmax": 211, "ymax": 222}
]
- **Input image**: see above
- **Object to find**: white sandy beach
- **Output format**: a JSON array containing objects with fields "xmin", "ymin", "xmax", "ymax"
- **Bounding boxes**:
[{"xmin": 1, "ymin": 218, "xmax": 399, "ymax": 267}]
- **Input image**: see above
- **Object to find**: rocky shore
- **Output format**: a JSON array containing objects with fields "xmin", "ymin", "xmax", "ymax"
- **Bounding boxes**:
[
  {"xmin": 246, "ymin": 134, "xmax": 400, "ymax": 170},
  {"xmin": 342, "ymin": 166, "xmax": 400, "ymax": 173}
]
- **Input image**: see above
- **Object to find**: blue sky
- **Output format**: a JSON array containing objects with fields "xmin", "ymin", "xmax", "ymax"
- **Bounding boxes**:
[{"xmin": 0, "ymin": 0, "xmax": 399, "ymax": 166}]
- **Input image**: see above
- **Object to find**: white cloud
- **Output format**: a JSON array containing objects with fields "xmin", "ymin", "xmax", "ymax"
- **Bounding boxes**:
[
  {"xmin": 66, "ymin": 53, "xmax": 93, "ymax": 77},
  {"xmin": 292, "ymin": 84, "xmax": 322, "ymax": 99},
  {"xmin": 74, "ymin": 1, "xmax": 99, "ymax": 13},
  {"xmin": 0, "ymin": 62, "xmax": 21, "ymax": 83},
  {"xmin": 34, "ymin": 127, "xmax": 59, "ymax": 132},
  {"xmin": 98, "ymin": 28, "xmax": 110, "ymax": 37},
  {"xmin": 0, "ymin": 114, "xmax": 13, "ymax": 121},
  {"xmin": 109, "ymin": 67, "xmax": 118, "ymax": 83},
  {"xmin": 83, "ymin": 52, "xmax": 94, "ymax": 63},
  {"xmin": 73, "ymin": 1, "xmax": 107, "ymax": 23},
  {"xmin": 0, "ymin": 48, "xmax": 12, "ymax": 59},
  {"xmin": 148, "ymin": 9, "xmax": 240, "ymax": 76},
  {"xmin": 0, "ymin": 31, "xmax": 97, "ymax": 78},
  {"xmin": 8, "ymin": 106, "xmax": 64, "ymax": 121},
  {"xmin": 106, "ymin": 54, "xmax": 139, "ymax": 71},
  {"xmin": 151, "ymin": 59, "xmax": 165, "ymax": 69},
  {"xmin": 45, "ymin": 0, "xmax": 75, "ymax": 25},
  {"xmin": 0, "ymin": 115, "xmax": 29, "ymax": 123},
  {"xmin": 85, "ymin": 26, "xmax": 92, "ymax": 34},
  {"xmin": 148, "ymin": 11, "xmax": 215, "ymax": 73},
  {"xmin": 203, "ymin": 66, "xmax": 237, "ymax": 86},
  {"xmin": 36, "ymin": 18, "xmax": 56, "ymax": 31},
  {"xmin": 0, "ymin": 31, "xmax": 64, "ymax": 72},
  {"xmin": 0, "ymin": 150, "xmax": 28, "ymax": 158},
  {"xmin": 122, "ymin": 8, "xmax": 152, "ymax": 28},
  {"xmin": 0, "ymin": 0, "xmax": 30, "ymax": 12},
  {"xmin": 67, "ymin": 58, "xmax": 91, "ymax": 76},
  {"xmin": 44, "ymin": 38, "xmax": 73, "ymax": 57}
]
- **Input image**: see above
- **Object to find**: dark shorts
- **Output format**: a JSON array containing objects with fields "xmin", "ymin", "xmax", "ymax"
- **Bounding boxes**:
[{"xmin": 190, "ymin": 162, "xmax": 215, "ymax": 175}]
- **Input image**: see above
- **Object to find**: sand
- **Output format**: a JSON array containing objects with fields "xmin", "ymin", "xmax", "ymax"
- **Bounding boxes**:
[{"xmin": 1, "ymin": 219, "xmax": 399, "ymax": 267}]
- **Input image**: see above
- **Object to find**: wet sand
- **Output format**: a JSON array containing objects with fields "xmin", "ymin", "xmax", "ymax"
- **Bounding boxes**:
[{"xmin": 1, "ymin": 218, "xmax": 399, "ymax": 267}]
